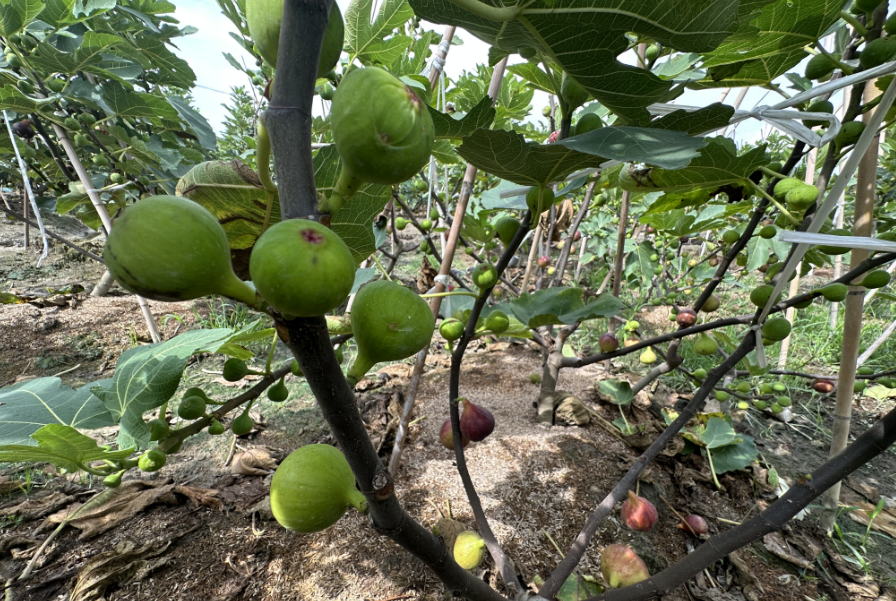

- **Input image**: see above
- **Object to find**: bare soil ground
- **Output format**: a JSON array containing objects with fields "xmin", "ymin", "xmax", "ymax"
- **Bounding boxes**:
[{"xmin": 1, "ymin": 201, "xmax": 896, "ymax": 601}]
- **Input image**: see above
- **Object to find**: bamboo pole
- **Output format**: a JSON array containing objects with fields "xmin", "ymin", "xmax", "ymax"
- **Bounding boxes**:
[{"xmin": 819, "ymin": 81, "xmax": 881, "ymax": 532}]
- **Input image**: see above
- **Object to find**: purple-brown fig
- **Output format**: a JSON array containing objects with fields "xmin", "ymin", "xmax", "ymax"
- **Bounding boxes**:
[
  {"xmin": 459, "ymin": 398, "xmax": 495, "ymax": 442},
  {"xmin": 538, "ymin": 255, "xmax": 550, "ymax": 268},
  {"xmin": 812, "ymin": 378, "xmax": 835, "ymax": 393},
  {"xmin": 439, "ymin": 418, "xmax": 470, "ymax": 450},
  {"xmin": 677, "ymin": 514, "xmax": 708, "ymax": 536},
  {"xmin": 620, "ymin": 491, "xmax": 658, "ymax": 531},
  {"xmin": 598, "ymin": 333, "xmax": 619, "ymax": 353},
  {"xmin": 601, "ymin": 544, "xmax": 650, "ymax": 589},
  {"xmin": 676, "ymin": 308, "xmax": 697, "ymax": 327}
]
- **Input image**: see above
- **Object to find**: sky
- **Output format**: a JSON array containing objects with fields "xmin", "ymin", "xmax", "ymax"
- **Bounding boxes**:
[{"xmin": 171, "ymin": 0, "xmax": 823, "ymax": 146}]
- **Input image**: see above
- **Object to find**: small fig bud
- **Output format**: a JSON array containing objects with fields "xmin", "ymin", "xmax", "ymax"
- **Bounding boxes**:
[
  {"xmin": 676, "ymin": 308, "xmax": 697, "ymax": 327},
  {"xmin": 677, "ymin": 514, "xmax": 708, "ymax": 536},
  {"xmin": 529, "ymin": 373, "xmax": 541, "ymax": 384},
  {"xmin": 598, "ymin": 333, "xmax": 619, "ymax": 353},
  {"xmin": 620, "ymin": 491, "xmax": 658, "ymax": 531},
  {"xmin": 812, "ymin": 378, "xmax": 835, "ymax": 393},
  {"xmin": 439, "ymin": 418, "xmax": 470, "ymax": 450},
  {"xmin": 459, "ymin": 398, "xmax": 495, "ymax": 442},
  {"xmin": 601, "ymin": 544, "xmax": 650, "ymax": 589}
]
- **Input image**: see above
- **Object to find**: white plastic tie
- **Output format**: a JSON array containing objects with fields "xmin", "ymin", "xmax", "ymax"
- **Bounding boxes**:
[
  {"xmin": 434, "ymin": 274, "xmax": 452, "ymax": 287},
  {"xmin": 753, "ymin": 324, "xmax": 767, "ymax": 369}
]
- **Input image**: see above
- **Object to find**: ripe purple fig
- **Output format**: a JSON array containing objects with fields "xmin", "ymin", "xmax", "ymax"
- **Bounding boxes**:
[
  {"xmin": 538, "ymin": 255, "xmax": 550, "ymax": 268},
  {"xmin": 573, "ymin": 231, "xmax": 582, "ymax": 242},
  {"xmin": 812, "ymin": 378, "xmax": 835, "ymax": 393},
  {"xmin": 439, "ymin": 418, "xmax": 469, "ymax": 450},
  {"xmin": 677, "ymin": 514, "xmax": 708, "ymax": 536},
  {"xmin": 620, "ymin": 491, "xmax": 658, "ymax": 531},
  {"xmin": 459, "ymin": 398, "xmax": 495, "ymax": 442},
  {"xmin": 598, "ymin": 333, "xmax": 619, "ymax": 353},
  {"xmin": 601, "ymin": 544, "xmax": 650, "ymax": 589},
  {"xmin": 676, "ymin": 308, "xmax": 697, "ymax": 327}
]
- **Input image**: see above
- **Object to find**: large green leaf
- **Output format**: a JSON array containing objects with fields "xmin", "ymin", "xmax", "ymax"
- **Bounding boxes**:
[
  {"xmin": 314, "ymin": 145, "xmax": 392, "ymax": 265},
  {"xmin": 345, "ymin": 0, "xmax": 414, "ymax": 65},
  {"xmin": 100, "ymin": 81, "xmax": 179, "ymax": 119},
  {"xmin": 705, "ymin": 436, "xmax": 758, "ymax": 473},
  {"xmin": 0, "ymin": 0, "xmax": 45, "ymax": 36},
  {"xmin": 506, "ymin": 62, "xmax": 555, "ymax": 94},
  {"xmin": 132, "ymin": 36, "xmax": 196, "ymax": 88},
  {"xmin": 694, "ymin": 0, "xmax": 843, "ymax": 88},
  {"xmin": 407, "ymin": 0, "xmax": 742, "ymax": 122},
  {"xmin": 598, "ymin": 380, "xmax": 634, "ymax": 406},
  {"xmin": 647, "ymin": 103, "xmax": 735, "ymax": 136},
  {"xmin": 0, "ymin": 378, "xmax": 116, "ymax": 446},
  {"xmin": 176, "ymin": 160, "xmax": 277, "ymax": 250},
  {"xmin": 90, "ymin": 330, "xmax": 234, "ymax": 450},
  {"xmin": 167, "ymin": 96, "xmax": 216, "ymax": 150},
  {"xmin": 555, "ymin": 126, "xmax": 708, "ymax": 170},
  {"xmin": 496, "ymin": 287, "xmax": 623, "ymax": 328},
  {"xmin": 428, "ymin": 96, "xmax": 496, "ymax": 140},
  {"xmin": 0, "ymin": 424, "xmax": 133, "ymax": 471},
  {"xmin": 456, "ymin": 129, "xmax": 605, "ymax": 187}
]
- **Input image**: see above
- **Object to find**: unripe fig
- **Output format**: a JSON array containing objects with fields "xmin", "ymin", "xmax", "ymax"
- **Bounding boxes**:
[
  {"xmin": 267, "ymin": 377, "xmax": 289, "ymax": 402},
  {"xmin": 547, "ymin": 267, "xmax": 556, "ymax": 276},
  {"xmin": 454, "ymin": 531, "xmax": 486, "ymax": 570},
  {"xmin": 812, "ymin": 378, "xmax": 835, "ymax": 393},
  {"xmin": 529, "ymin": 373, "xmax": 541, "ymax": 384},
  {"xmin": 208, "ymin": 419, "xmax": 225, "ymax": 435},
  {"xmin": 820, "ymin": 283, "xmax": 848, "ymax": 302},
  {"xmin": 223, "ymin": 358, "xmax": 250, "ymax": 382},
  {"xmin": 645, "ymin": 44, "xmax": 660, "ymax": 60},
  {"xmin": 485, "ymin": 311, "xmax": 510, "ymax": 334},
  {"xmin": 759, "ymin": 225, "xmax": 777, "ymax": 239},
  {"xmin": 246, "ymin": 0, "xmax": 344, "ymax": 78},
  {"xmin": 693, "ymin": 368, "xmax": 707, "ymax": 380},
  {"xmin": 538, "ymin": 255, "xmax": 550, "ymax": 268},
  {"xmin": 420, "ymin": 218, "xmax": 433, "ymax": 231},
  {"xmin": 803, "ymin": 99, "xmax": 834, "ymax": 128},
  {"xmin": 773, "ymin": 177, "xmax": 803, "ymax": 201},
  {"xmin": 860, "ymin": 270, "xmax": 890, "ymax": 289},
  {"xmin": 138, "ymin": 448, "xmax": 167, "ymax": 472},
  {"xmin": 440, "ymin": 318, "xmax": 466, "ymax": 342},
  {"xmin": 414, "ymin": 179, "xmax": 428, "ymax": 192},
  {"xmin": 785, "ymin": 183, "xmax": 819, "ymax": 210},
  {"xmin": 854, "ymin": 380, "xmax": 867, "ymax": 393},
  {"xmin": 330, "ymin": 67, "xmax": 434, "ymax": 186},
  {"xmin": 714, "ymin": 390, "xmax": 729, "ymax": 402},
  {"xmin": 598, "ymin": 333, "xmax": 619, "ymax": 353},
  {"xmin": 737, "ymin": 400, "xmax": 751, "ymax": 410},
  {"xmin": 103, "ymin": 470, "xmax": 125, "ymax": 488},
  {"xmin": 494, "ymin": 217, "xmax": 521, "ymax": 246},
  {"xmin": 817, "ymin": 228, "xmax": 851, "ymax": 255},
  {"xmin": 721, "ymin": 229, "xmax": 739, "ymax": 245},
  {"xmin": 835, "ymin": 120, "xmax": 866, "ymax": 148},
  {"xmin": 693, "ymin": 332, "xmax": 718, "ymax": 356},
  {"xmin": 250, "ymin": 219, "xmax": 355, "ymax": 317},
  {"xmin": 148, "ymin": 418, "xmax": 171, "ymax": 442},
  {"xmin": 761, "ymin": 317, "xmax": 791, "ymax": 342},
  {"xmin": 429, "ymin": 207, "xmax": 440, "ymax": 220},
  {"xmin": 601, "ymin": 544, "xmax": 650, "ymax": 589},
  {"xmin": 574, "ymin": 112, "xmax": 603, "ymax": 136},
  {"xmin": 676, "ymin": 308, "xmax": 697, "ymax": 327},
  {"xmin": 420, "ymin": 239, "xmax": 430, "ymax": 253},
  {"xmin": 560, "ymin": 72, "xmax": 589, "ymax": 110},
  {"xmin": 770, "ymin": 402, "xmax": 783, "ymax": 414},
  {"xmin": 621, "ymin": 491, "xmax": 657, "ymax": 531},
  {"xmin": 542, "ymin": 105, "xmax": 551, "ymax": 117},
  {"xmin": 772, "ymin": 382, "xmax": 787, "ymax": 393},
  {"xmin": 760, "ymin": 382, "xmax": 773, "ymax": 395},
  {"xmin": 439, "ymin": 418, "xmax": 469, "ymax": 450},
  {"xmin": 347, "ymin": 281, "xmax": 435, "ymax": 385},
  {"xmin": 776, "ymin": 396, "xmax": 791, "ymax": 407},
  {"xmin": 103, "ymin": 196, "xmax": 257, "ymax": 305},
  {"xmin": 677, "ymin": 514, "xmax": 708, "ymax": 536},
  {"xmin": 231, "ymin": 411, "xmax": 254, "ymax": 435},
  {"xmin": 736, "ymin": 381, "xmax": 751, "ymax": 394},
  {"xmin": 270, "ymin": 444, "xmax": 368, "ymax": 533},
  {"xmin": 805, "ymin": 52, "xmax": 837, "ymax": 81},
  {"xmin": 526, "ymin": 187, "xmax": 555, "ymax": 222},
  {"xmin": 291, "ymin": 360, "xmax": 303, "ymax": 377},
  {"xmin": 749, "ymin": 284, "xmax": 783, "ymax": 308},
  {"xmin": 395, "ymin": 217, "xmax": 409, "ymax": 230},
  {"xmin": 178, "ymin": 395, "xmax": 207, "ymax": 420},
  {"xmin": 700, "ymin": 294, "xmax": 720, "ymax": 313},
  {"xmin": 459, "ymin": 398, "xmax": 495, "ymax": 442},
  {"xmin": 472, "ymin": 264, "xmax": 498, "ymax": 290},
  {"xmin": 639, "ymin": 348, "xmax": 656, "ymax": 365},
  {"xmin": 753, "ymin": 400, "xmax": 768, "ymax": 410}
]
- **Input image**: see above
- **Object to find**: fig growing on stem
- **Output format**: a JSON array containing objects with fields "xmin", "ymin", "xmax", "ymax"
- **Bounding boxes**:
[
  {"xmin": 103, "ymin": 196, "xmax": 257, "ymax": 305},
  {"xmin": 346, "ymin": 281, "xmax": 435, "ymax": 385},
  {"xmin": 598, "ymin": 333, "xmax": 619, "ymax": 353},
  {"xmin": 472, "ymin": 264, "xmax": 498, "ymax": 290},
  {"xmin": 620, "ymin": 491, "xmax": 658, "ymax": 531},
  {"xmin": 812, "ymin": 378, "xmax": 835, "ymax": 393},
  {"xmin": 677, "ymin": 514, "xmax": 708, "ymax": 536},
  {"xmin": 439, "ymin": 418, "xmax": 469, "ymax": 450},
  {"xmin": 270, "ymin": 444, "xmax": 368, "ymax": 533},
  {"xmin": 454, "ymin": 531, "xmax": 486, "ymax": 570},
  {"xmin": 459, "ymin": 398, "xmax": 495, "ymax": 442},
  {"xmin": 676, "ymin": 308, "xmax": 697, "ymax": 327},
  {"xmin": 250, "ymin": 219, "xmax": 355, "ymax": 317},
  {"xmin": 601, "ymin": 544, "xmax": 650, "ymax": 589}
]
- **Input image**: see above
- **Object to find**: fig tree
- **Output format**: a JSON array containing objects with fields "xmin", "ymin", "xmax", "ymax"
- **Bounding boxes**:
[
  {"xmin": 347, "ymin": 281, "xmax": 435, "ymax": 385},
  {"xmin": 246, "ymin": 0, "xmax": 344, "ymax": 78},
  {"xmin": 330, "ymin": 67, "xmax": 434, "ymax": 189},
  {"xmin": 270, "ymin": 444, "xmax": 368, "ymax": 533},
  {"xmin": 103, "ymin": 196, "xmax": 257, "ymax": 305},
  {"xmin": 250, "ymin": 219, "xmax": 354, "ymax": 317}
]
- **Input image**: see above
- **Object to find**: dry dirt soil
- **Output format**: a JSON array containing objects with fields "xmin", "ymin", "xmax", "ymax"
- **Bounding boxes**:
[{"xmin": 1, "ymin": 199, "xmax": 896, "ymax": 601}]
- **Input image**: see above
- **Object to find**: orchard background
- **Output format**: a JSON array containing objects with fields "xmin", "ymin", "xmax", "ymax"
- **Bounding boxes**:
[{"xmin": 2, "ymin": 0, "xmax": 896, "ymax": 600}]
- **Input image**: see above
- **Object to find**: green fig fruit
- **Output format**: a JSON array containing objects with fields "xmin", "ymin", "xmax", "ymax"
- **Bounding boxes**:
[
  {"xmin": 78, "ymin": 113, "xmax": 97, "ymax": 126},
  {"xmin": 530, "ymin": 373, "xmax": 541, "ymax": 384},
  {"xmin": 805, "ymin": 52, "xmax": 838, "ymax": 81},
  {"xmin": 761, "ymin": 317, "xmax": 792, "ymax": 342},
  {"xmin": 749, "ymin": 284, "xmax": 783, "ymax": 308},
  {"xmin": 231, "ymin": 411, "xmax": 254, "ymax": 435},
  {"xmin": 773, "ymin": 177, "xmax": 804, "ymax": 201},
  {"xmin": 640, "ymin": 348, "xmax": 657, "ymax": 364},
  {"xmin": 574, "ymin": 112, "xmax": 603, "ymax": 136},
  {"xmin": 835, "ymin": 121, "xmax": 866, "ymax": 148},
  {"xmin": 861, "ymin": 38, "xmax": 896, "ymax": 69},
  {"xmin": 693, "ymin": 332, "xmax": 718, "ymax": 356},
  {"xmin": 760, "ymin": 382, "xmax": 774, "ymax": 395},
  {"xmin": 859, "ymin": 270, "xmax": 890, "ymax": 289},
  {"xmin": 420, "ymin": 218, "xmax": 433, "ymax": 231},
  {"xmin": 178, "ymin": 395, "xmax": 207, "ymax": 420},
  {"xmin": 208, "ymin": 419, "xmax": 226, "ymax": 435},
  {"xmin": 886, "ymin": 11, "xmax": 896, "ymax": 35},
  {"xmin": 17, "ymin": 79, "xmax": 34, "ymax": 95},
  {"xmin": 817, "ymin": 228, "xmax": 852, "ymax": 255},
  {"xmin": 250, "ymin": 218, "xmax": 354, "ymax": 317},
  {"xmin": 770, "ymin": 403, "xmax": 783, "ymax": 414},
  {"xmin": 414, "ymin": 179, "xmax": 428, "ymax": 192},
  {"xmin": 693, "ymin": 368, "xmax": 707, "ymax": 380},
  {"xmin": 64, "ymin": 117, "xmax": 80, "ymax": 130},
  {"xmin": 820, "ymin": 283, "xmax": 848, "ymax": 302},
  {"xmin": 854, "ymin": 380, "xmax": 867, "ymax": 393},
  {"xmin": 330, "ymin": 67, "xmax": 434, "ymax": 186},
  {"xmin": 802, "ymin": 100, "xmax": 834, "ymax": 128},
  {"xmin": 454, "ymin": 531, "xmax": 486, "ymax": 570},
  {"xmin": 270, "ymin": 444, "xmax": 368, "ymax": 533},
  {"xmin": 714, "ymin": 390, "xmax": 729, "ymax": 402},
  {"xmin": 267, "ymin": 377, "xmax": 289, "ymax": 402},
  {"xmin": 784, "ymin": 183, "xmax": 819, "ymax": 210},
  {"xmin": 772, "ymin": 382, "xmax": 787, "ymax": 393},
  {"xmin": 103, "ymin": 470, "xmax": 125, "ymax": 488},
  {"xmin": 857, "ymin": 366, "xmax": 874, "ymax": 375},
  {"xmin": 560, "ymin": 72, "xmax": 589, "ymax": 110},
  {"xmin": 645, "ymin": 44, "xmax": 660, "ymax": 60},
  {"xmin": 776, "ymin": 395, "xmax": 792, "ymax": 407},
  {"xmin": 223, "ymin": 358, "xmax": 251, "ymax": 382},
  {"xmin": 291, "ymin": 360, "xmax": 304, "ymax": 377},
  {"xmin": 485, "ymin": 310, "xmax": 509, "ymax": 334},
  {"xmin": 138, "ymin": 448, "xmax": 167, "ymax": 472},
  {"xmin": 440, "ymin": 318, "xmax": 465, "ymax": 342},
  {"xmin": 346, "ymin": 281, "xmax": 435, "ymax": 385},
  {"xmin": 526, "ymin": 186, "xmax": 554, "ymax": 223},
  {"xmin": 148, "ymin": 418, "xmax": 171, "ymax": 442},
  {"xmin": 246, "ymin": 0, "xmax": 344, "ymax": 78},
  {"xmin": 494, "ymin": 217, "xmax": 521, "ymax": 246},
  {"xmin": 753, "ymin": 400, "xmax": 768, "ymax": 410},
  {"xmin": 472, "ymin": 264, "xmax": 498, "ymax": 290},
  {"xmin": 736, "ymin": 381, "xmax": 752, "ymax": 394},
  {"xmin": 103, "ymin": 196, "xmax": 257, "ymax": 305},
  {"xmin": 394, "ymin": 217, "xmax": 409, "ymax": 230},
  {"xmin": 759, "ymin": 225, "xmax": 777, "ymax": 239},
  {"xmin": 721, "ymin": 229, "xmax": 739, "ymax": 245}
]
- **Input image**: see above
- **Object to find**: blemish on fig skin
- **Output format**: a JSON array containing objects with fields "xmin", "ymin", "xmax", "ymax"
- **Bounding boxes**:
[{"xmin": 301, "ymin": 229, "xmax": 325, "ymax": 244}]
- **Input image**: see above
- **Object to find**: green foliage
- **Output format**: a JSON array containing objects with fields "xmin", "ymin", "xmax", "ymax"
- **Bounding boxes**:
[{"xmin": 213, "ymin": 86, "xmax": 261, "ymax": 165}]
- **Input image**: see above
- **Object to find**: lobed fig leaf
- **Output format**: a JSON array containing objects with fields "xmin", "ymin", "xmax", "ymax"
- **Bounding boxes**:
[
  {"xmin": 270, "ymin": 444, "xmax": 368, "ymax": 533},
  {"xmin": 103, "ymin": 196, "xmax": 257, "ymax": 305}
]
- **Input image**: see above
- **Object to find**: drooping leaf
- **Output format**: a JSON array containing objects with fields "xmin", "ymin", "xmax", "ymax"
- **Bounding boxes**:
[
  {"xmin": 557, "ymin": 573, "xmax": 603, "ymax": 601},
  {"xmin": 0, "ymin": 378, "xmax": 115, "ymax": 446},
  {"xmin": 167, "ymin": 96, "xmax": 216, "ymax": 150},
  {"xmin": 0, "ymin": 424, "xmax": 133, "ymax": 472},
  {"xmin": 91, "ymin": 330, "xmax": 234, "ymax": 450},
  {"xmin": 506, "ymin": 62, "xmax": 555, "ymax": 94},
  {"xmin": 428, "ymin": 96, "xmax": 496, "ymax": 140},
  {"xmin": 599, "ymin": 380, "xmax": 634, "ymax": 406},
  {"xmin": 555, "ymin": 126, "xmax": 707, "ymax": 170},
  {"xmin": 705, "ymin": 435, "xmax": 758, "ymax": 473},
  {"xmin": 496, "ymin": 287, "xmax": 623, "ymax": 328}
]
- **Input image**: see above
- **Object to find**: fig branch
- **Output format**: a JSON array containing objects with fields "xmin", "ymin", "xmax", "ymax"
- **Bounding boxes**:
[
  {"xmin": 583, "ymin": 401, "xmax": 896, "ymax": 601},
  {"xmin": 448, "ymin": 211, "xmax": 534, "ymax": 595}
]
